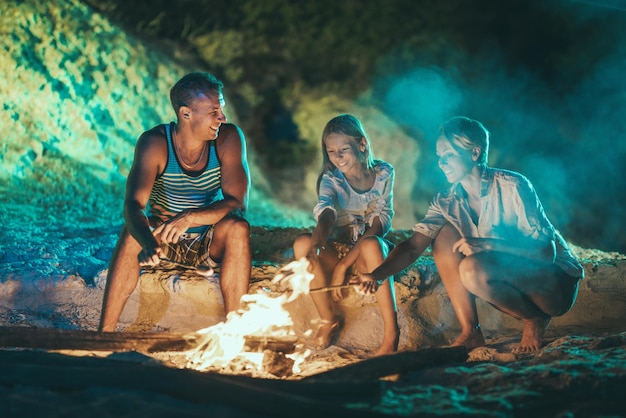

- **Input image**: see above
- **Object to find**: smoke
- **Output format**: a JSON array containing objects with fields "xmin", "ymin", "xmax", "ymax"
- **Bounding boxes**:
[
  {"xmin": 382, "ymin": 68, "xmax": 463, "ymax": 142},
  {"xmin": 560, "ymin": 41, "xmax": 626, "ymax": 252},
  {"xmin": 372, "ymin": 8, "xmax": 626, "ymax": 253}
]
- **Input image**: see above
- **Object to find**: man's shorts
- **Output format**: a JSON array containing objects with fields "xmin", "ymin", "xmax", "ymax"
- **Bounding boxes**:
[{"xmin": 159, "ymin": 226, "xmax": 219, "ymax": 271}]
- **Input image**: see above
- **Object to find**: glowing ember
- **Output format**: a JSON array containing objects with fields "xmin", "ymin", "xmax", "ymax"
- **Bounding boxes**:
[{"xmin": 185, "ymin": 258, "xmax": 314, "ymax": 375}]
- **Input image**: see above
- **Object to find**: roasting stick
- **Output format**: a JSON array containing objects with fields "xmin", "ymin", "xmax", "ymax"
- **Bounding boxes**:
[
  {"xmin": 261, "ymin": 283, "xmax": 355, "ymax": 295},
  {"xmin": 309, "ymin": 283, "xmax": 354, "ymax": 293}
]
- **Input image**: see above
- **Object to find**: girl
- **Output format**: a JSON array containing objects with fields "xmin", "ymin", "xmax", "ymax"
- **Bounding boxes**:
[{"xmin": 293, "ymin": 114, "xmax": 399, "ymax": 356}]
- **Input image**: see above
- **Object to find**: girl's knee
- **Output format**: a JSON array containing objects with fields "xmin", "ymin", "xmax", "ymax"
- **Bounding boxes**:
[
  {"xmin": 359, "ymin": 235, "xmax": 384, "ymax": 254},
  {"xmin": 293, "ymin": 233, "xmax": 312, "ymax": 257}
]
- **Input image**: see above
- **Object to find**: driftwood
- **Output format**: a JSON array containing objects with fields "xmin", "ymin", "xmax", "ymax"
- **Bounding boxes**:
[
  {"xmin": 0, "ymin": 347, "xmax": 468, "ymax": 417},
  {"xmin": 0, "ymin": 327, "xmax": 467, "ymax": 381},
  {"xmin": 304, "ymin": 346, "xmax": 468, "ymax": 383},
  {"xmin": 0, "ymin": 327, "xmax": 298, "ymax": 363},
  {"xmin": 0, "ymin": 326, "xmax": 198, "ymax": 353},
  {"xmin": 0, "ymin": 349, "xmax": 389, "ymax": 418},
  {"xmin": 0, "ymin": 326, "xmax": 469, "ymax": 416}
]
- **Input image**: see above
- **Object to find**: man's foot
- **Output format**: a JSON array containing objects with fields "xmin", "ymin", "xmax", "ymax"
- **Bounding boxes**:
[
  {"xmin": 514, "ymin": 317, "xmax": 551, "ymax": 353},
  {"xmin": 313, "ymin": 318, "xmax": 342, "ymax": 350},
  {"xmin": 449, "ymin": 325, "xmax": 486, "ymax": 350}
]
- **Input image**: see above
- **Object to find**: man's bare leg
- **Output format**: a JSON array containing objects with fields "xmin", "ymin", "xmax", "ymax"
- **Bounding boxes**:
[
  {"xmin": 99, "ymin": 227, "xmax": 141, "ymax": 332},
  {"xmin": 432, "ymin": 224, "xmax": 485, "ymax": 350},
  {"xmin": 212, "ymin": 217, "xmax": 251, "ymax": 314}
]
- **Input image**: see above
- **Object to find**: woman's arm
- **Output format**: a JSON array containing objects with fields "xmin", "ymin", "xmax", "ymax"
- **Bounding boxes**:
[
  {"xmin": 452, "ymin": 236, "xmax": 556, "ymax": 264},
  {"xmin": 356, "ymin": 231, "xmax": 434, "ymax": 294}
]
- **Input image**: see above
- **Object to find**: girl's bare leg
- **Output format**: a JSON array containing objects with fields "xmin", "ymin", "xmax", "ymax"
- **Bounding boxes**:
[
  {"xmin": 357, "ymin": 236, "xmax": 399, "ymax": 356},
  {"xmin": 374, "ymin": 278, "xmax": 400, "ymax": 355},
  {"xmin": 516, "ymin": 317, "xmax": 551, "ymax": 353},
  {"xmin": 293, "ymin": 234, "xmax": 339, "ymax": 348}
]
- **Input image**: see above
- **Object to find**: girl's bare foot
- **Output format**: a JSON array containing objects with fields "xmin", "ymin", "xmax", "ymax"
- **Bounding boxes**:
[
  {"xmin": 449, "ymin": 325, "xmax": 486, "ymax": 349},
  {"xmin": 374, "ymin": 327, "xmax": 400, "ymax": 356},
  {"xmin": 514, "ymin": 317, "xmax": 551, "ymax": 353},
  {"xmin": 313, "ymin": 318, "xmax": 342, "ymax": 349}
]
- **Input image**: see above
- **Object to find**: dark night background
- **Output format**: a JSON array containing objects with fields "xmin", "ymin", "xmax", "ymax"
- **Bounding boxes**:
[
  {"xmin": 2, "ymin": 0, "xmax": 626, "ymax": 253},
  {"xmin": 89, "ymin": 0, "xmax": 626, "ymax": 254}
]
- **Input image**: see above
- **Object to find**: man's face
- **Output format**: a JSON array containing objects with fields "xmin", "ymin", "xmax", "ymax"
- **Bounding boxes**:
[{"xmin": 188, "ymin": 92, "xmax": 226, "ymax": 139}]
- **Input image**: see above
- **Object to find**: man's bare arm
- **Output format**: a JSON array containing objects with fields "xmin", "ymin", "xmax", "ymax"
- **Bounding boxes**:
[
  {"xmin": 124, "ymin": 128, "xmax": 168, "ymax": 264},
  {"xmin": 176, "ymin": 123, "xmax": 250, "ymax": 228}
]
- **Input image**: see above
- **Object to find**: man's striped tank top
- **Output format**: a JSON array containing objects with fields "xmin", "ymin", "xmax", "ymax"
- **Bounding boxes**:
[{"xmin": 147, "ymin": 123, "xmax": 223, "ymax": 233}]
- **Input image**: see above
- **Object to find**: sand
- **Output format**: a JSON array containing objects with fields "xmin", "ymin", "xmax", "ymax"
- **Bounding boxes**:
[{"xmin": 1, "ymin": 220, "xmax": 625, "ymax": 417}]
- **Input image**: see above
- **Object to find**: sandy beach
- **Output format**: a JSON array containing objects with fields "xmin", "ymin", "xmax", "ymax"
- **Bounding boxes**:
[{"xmin": 1, "ymin": 220, "xmax": 625, "ymax": 417}]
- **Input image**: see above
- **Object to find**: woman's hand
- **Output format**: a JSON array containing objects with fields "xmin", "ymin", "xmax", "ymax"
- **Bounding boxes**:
[
  {"xmin": 353, "ymin": 273, "xmax": 379, "ymax": 295},
  {"xmin": 452, "ymin": 237, "xmax": 494, "ymax": 256}
]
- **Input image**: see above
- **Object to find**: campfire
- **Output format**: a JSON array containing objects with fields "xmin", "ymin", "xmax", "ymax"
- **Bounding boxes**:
[
  {"xmin": 184, "ymin": 258, "xmax": 315, "ymax": 378},
  {"xmin": 0, "ymin": 253, "xmax": 473, "ymax": 418},
  {"xmin": 0, "ymin": 255, "xmax": 470, "ymax": 390}
]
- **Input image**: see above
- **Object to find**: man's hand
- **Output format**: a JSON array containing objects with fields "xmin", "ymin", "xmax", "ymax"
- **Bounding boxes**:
[
  {"xmin": 138, "ymin": 245, "xmax": 164, "ymax": 267},
  {"xmin": 153, "ymin": 212, "xmax": 193, "ymax": 244}
]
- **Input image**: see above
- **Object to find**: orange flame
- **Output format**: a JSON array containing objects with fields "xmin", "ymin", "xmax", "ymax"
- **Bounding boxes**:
[{"xmin": 185, "ymin": 258, "xmax": 314, "ymax": 374}]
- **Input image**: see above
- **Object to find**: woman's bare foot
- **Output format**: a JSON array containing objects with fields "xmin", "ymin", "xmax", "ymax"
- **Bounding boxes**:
[
  {"xmin": 313, "ymin": 318, "xmax": 342, "ymax": 349},
  {"xmin": 449, "ymin": 325, "xmax": 486, "ymax": 349},
  {"xmin": 514, "ymin": 317, "xmax": 551, "ymax": 353}
]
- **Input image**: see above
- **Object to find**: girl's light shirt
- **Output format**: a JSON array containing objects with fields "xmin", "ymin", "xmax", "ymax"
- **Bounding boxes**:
[
  {"xmin": 313, "ymin": 161, "xmax": 394, "ymax": 243},
  {"xmin": 413, "ymin": 167, "xmax": 583, "ymax": 278}
]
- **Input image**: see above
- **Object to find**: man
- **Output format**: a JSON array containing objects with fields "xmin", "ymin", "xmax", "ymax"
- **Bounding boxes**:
[{"xmin": 99, "ymin": 72, "xmax": 251, "ymax": 332}]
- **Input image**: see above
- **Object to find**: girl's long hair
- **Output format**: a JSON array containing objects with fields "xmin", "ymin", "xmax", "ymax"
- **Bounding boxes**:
[{"xmin": 317, "ymin": 114, "xmax": 376, "ymax": 194}]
